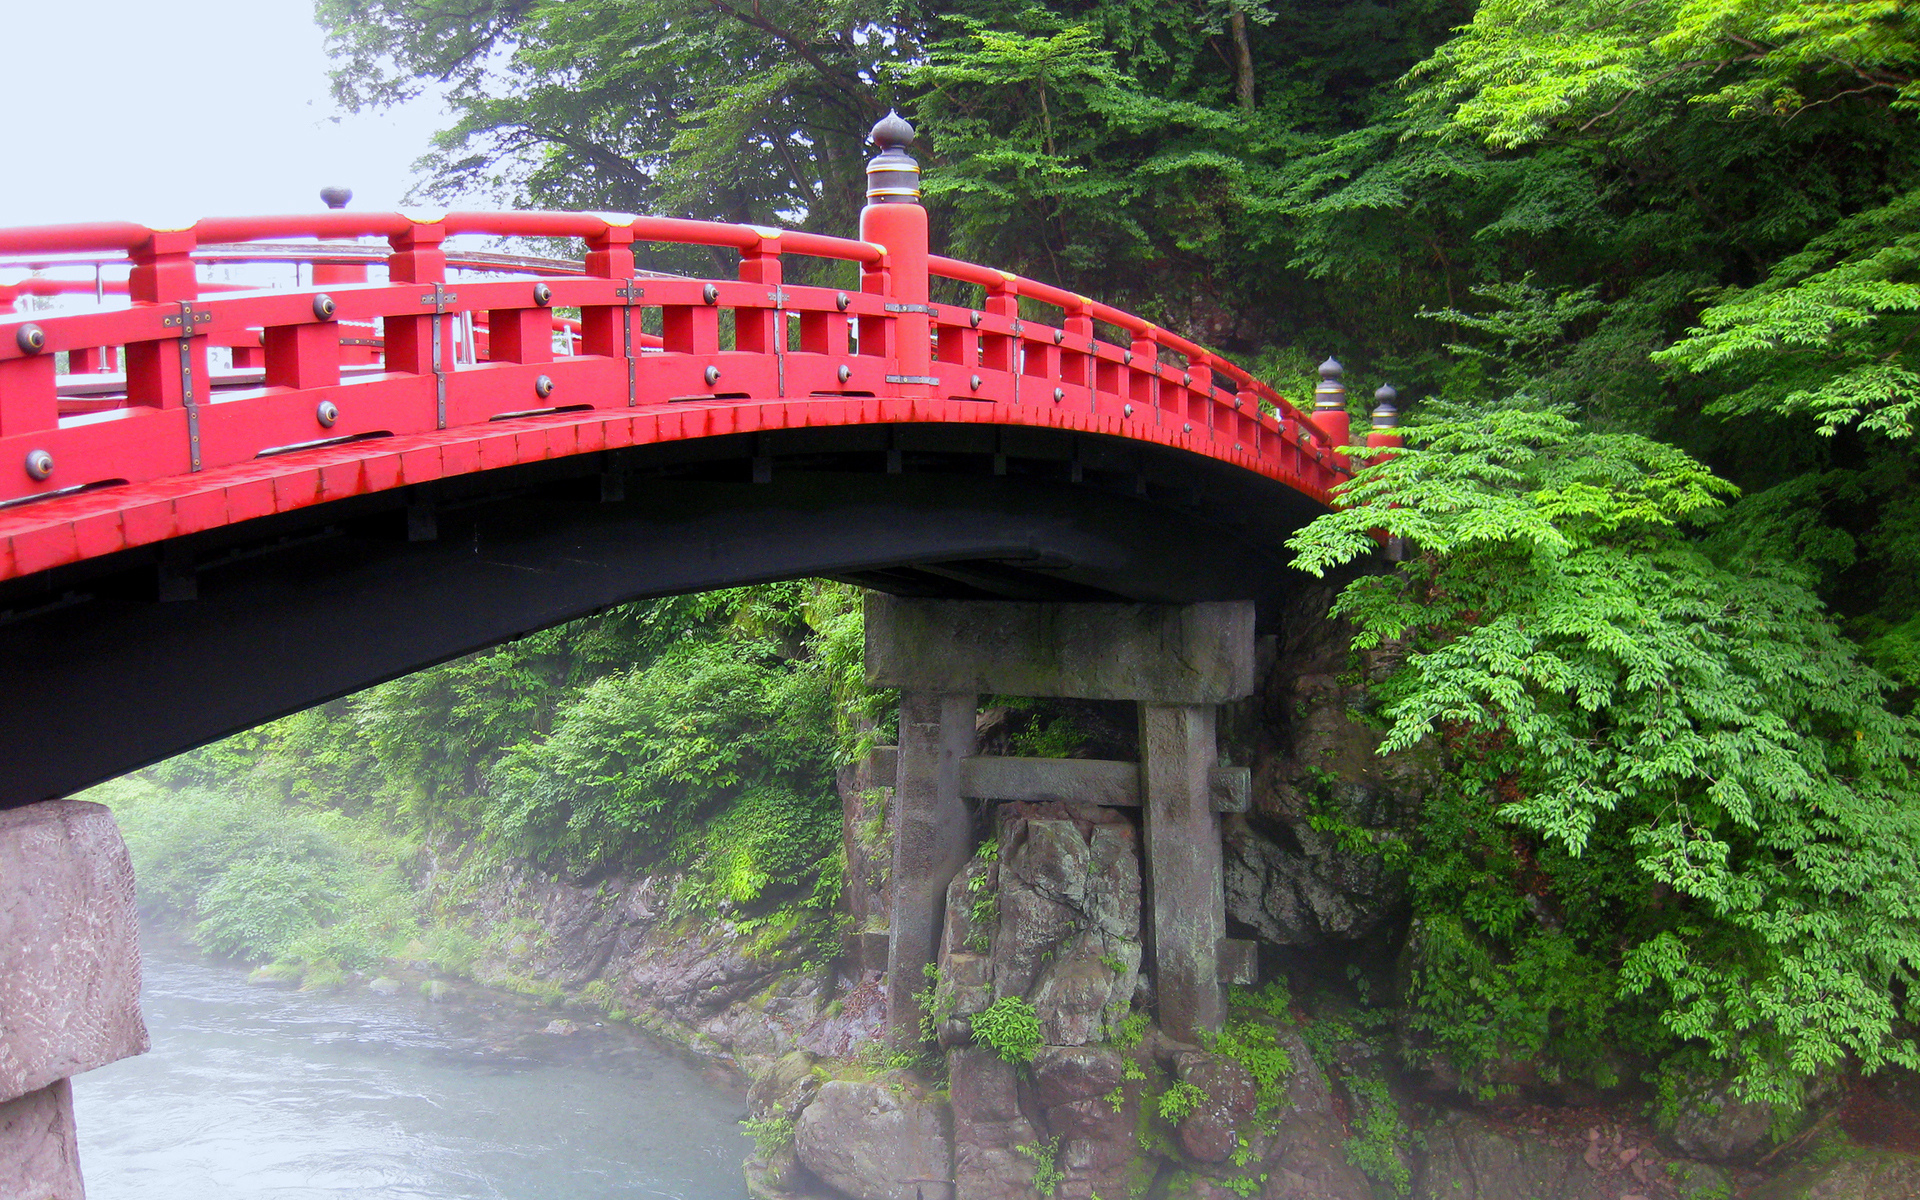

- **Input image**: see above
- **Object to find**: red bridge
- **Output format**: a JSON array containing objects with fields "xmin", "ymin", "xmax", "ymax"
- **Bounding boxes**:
[{"xmin": 0, "ymin": 116, "xmax": 1391, "ymax": 809}]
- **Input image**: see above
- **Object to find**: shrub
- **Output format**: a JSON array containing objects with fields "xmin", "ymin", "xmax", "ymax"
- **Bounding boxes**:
[{"xmin": 971, "ymin": 995, "xmax": 1043, "ymax": 1063}]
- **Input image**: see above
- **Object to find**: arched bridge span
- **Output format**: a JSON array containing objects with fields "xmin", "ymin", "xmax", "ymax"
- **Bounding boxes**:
[{"xmin": 0, "ymin": 129, "xmax": 1393, "ymax": 810}]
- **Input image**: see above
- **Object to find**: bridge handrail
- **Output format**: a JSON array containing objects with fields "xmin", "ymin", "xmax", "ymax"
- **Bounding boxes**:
[
  {"xmin": 0, "ymin": 206, "xmax": 1353, "ymax": 538},
  {"xmin": 927, "ymin": 254, "xmax": 1333, "ymax": 453},
  {"xmin": 0, "ymin": 212, "xmax": 886, "ymax": 267}
]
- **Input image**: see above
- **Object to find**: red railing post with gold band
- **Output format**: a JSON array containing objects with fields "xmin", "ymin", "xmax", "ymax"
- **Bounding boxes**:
[{"xmin": 859, "ymin": 112, "xmax": 931, "ymax": 398}]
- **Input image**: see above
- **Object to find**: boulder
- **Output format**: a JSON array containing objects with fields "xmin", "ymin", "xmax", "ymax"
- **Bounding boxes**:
[
  {"xmin": 795, "ymin": 1076, "xmax": 953, "ymax": 1200},
  {"xmin": 1747, "ymin": 1148, "xmax": 1920, "ymax": 1200}
]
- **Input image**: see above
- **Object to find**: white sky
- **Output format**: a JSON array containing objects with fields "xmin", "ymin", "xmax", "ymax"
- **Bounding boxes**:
[{"xmin": 6, "ymin": 0, "xmax": 455, "ymax": 229}]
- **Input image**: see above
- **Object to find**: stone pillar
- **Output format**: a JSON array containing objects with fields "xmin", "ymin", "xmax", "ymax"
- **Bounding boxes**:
[
  {"xmin": 1140, "ymin": 704, "xmax": 1226, "ymax": 1042},
  {"xmin": 887, "ymin": 690, "xmax": 977, "ymax": 1047},
  {"xmin": 1, "ymin": 800, "xmax": 150, "ymax": 1200}
]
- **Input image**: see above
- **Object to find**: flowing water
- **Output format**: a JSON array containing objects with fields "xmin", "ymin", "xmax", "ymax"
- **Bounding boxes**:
[{"xmin": 71, "ymin": 941, "xmax": 753, "ymax": 1200}]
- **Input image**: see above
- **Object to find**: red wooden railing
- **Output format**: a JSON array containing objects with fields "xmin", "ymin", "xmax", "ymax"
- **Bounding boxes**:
[{"xmin": 0, "ymin": 204, "xmax": 1353, "ymax": 582}]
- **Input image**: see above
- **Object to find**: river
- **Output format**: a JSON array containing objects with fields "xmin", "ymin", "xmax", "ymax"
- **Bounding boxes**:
[{"xmin": 71, "ymin": 941, "xmax": 753, "ymax": 1200}]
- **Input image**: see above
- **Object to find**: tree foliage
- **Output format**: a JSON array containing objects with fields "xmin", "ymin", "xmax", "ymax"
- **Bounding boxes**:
[{"xmin": 1292, "ymin": 404, "xmax": 1920, "ymax": 1105}]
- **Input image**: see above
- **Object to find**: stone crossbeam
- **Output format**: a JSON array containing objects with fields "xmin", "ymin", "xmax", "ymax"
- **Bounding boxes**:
[
  {"xmin": 949, "ymin": 755, "xmax": 1250, "ymax": 812},
  {"xmin": 864, "ymin": 597, "xmax": 1255, "ymax": 704}
]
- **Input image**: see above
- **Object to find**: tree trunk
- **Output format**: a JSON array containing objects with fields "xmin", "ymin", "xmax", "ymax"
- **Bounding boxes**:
[{"xmin": 1229, "ymin": 7, "xmax": 1255, "ymax": 112}]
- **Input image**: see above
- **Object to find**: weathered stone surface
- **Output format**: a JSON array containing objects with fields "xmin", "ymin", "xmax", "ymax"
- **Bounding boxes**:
[
  {"xmin": 1262, "ymin": 1113, "xmax": 1372, "ymax": 1200},
  {"xmin": 0, "ymin": 800, "xmax": 147, "ymax": 1104},
  {"xmin": 0, "ymin": 1079, "xmax": 83, "ymax": 1200},
  {"xmin": 992, "ymin": 810, "xmax": 1141, "ymax": 1046},
  {"xmin": 1172, "ymin": 1051, "xmax": 1257, "ymax": 1163},
  {"xmin": 1662, "ymin": 1086, "xmax": 1774, "ymax": 1160},
  {"xmin": 1032, "ymin": 1046, "xmax": 1125, "ymax": 1108},
  {"xmin": 1416, "ymin": 1114, "xmax": 1609, "ymax": 1200},
  {"xmin": 795, "ymin": 1076, "xmax": 953, "ymax": 1200},
  {"xmin": 1747, "ymin": 1148, "xmax": 1920, "ymax": 1200},
  {"xmin": 948, "ymin": 1049, "xmax": 1041, "ymax": 1200},
  {"xmin": 865, "ymin": 597, "xmax": 1256, "ymax": 705}
]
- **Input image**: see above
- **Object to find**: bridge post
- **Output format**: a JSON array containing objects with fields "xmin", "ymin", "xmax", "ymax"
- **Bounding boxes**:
[
  {"xmin": 866, "ymin": 598, "xmax": 1255, "ymax": 1048},
  {"xmin": 859, "ymin": 112, "xmax": 932, "ymax": 397},
  {"xmin": 0, "ymin": 801, "xmax": 148, "ymax": 1198},
  {"xmin": 1308, "ymin": 356, "xmax": 1349, "ymax": 454}
]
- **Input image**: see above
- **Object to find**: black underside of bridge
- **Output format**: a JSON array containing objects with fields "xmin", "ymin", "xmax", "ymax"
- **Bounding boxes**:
[{"xmin": 0, "ymin": 422, "xmax": 1332, "ymax": 809}]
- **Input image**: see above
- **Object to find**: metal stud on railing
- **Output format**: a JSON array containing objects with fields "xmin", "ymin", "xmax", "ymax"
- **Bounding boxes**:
[
  {"xmin": 970, "ymin": 311, "xmax": 982, "ymax": 328},
  {"xmin": 837, "ymin": 364, "xmax": 851, "ymax": 383},
  {"xmin": 702, "ymin": 283, "xmax": 719, "ymax": 305},
  {"xmin": 1053, "ymin": 388, "xmax": 1065, "ymax": 403},
  {"xmin": 970, "ymin": 374, "xmax": 982, "ymax": 391},
  {"xmin": 535, "ymin": 375, "xmax": 556, "ymax": 398},
  {"xmin": 704, "ymin": 365, "xmax": 720, "ymax": 386},
  {"xmin": 1124, "ymin": 404, "xmax": 1134, "ymax": 417},
  {"xmin": 312, "ymin": 294, "xmax": 336, "ymax": 321},
  {"xmin": 316, "ymin": 401, "xmax": 339, "ymax": 428},
  {"xmin": 1053, "ymin": 329, "xmax": 1063, "ymax": 344},
  {"xmin": 23, "ymin": 450, "xmax": 52, "ymax": 480},
  {"xmin": 1123, "ymin": 350, "xmax": 1133, "ymax": 365},
  {"xmin": 15, "ymin": 324, "xmax": 44, "ymax": 354},
  {"xmin": 836, "ymin": 292, "xmax": 850, "ymax": 312},
  {"xmin": 533, "ymin": 282, "xmax": 552, "ymax": 307}
]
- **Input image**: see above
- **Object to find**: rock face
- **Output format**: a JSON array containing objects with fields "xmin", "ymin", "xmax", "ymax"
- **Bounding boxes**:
[
  {"xmin": 1416, "ymin": 1114, "xmax": 1612, "ymax": 1200},
  {"xmin": 947, "ymin": 1049, "xmax": 1040, "ymax": 1200},
  {"xmin": 1223, "ymin": 587, "xmax": 1428, "ymax": 950},
  {"xmin": 794, "ymin": 1076, "xmax": 954, "ymax": 1200},
  {"xmin": 425, "ymin": 851, "xmax": 879, "ymax": 1073},
  {"xmin": 950, "ymin": 803, "xmax": 1141, "ymax": 1047},
  {"xmin": 1747, "ymin": 1148, "xmax": 1920, "ymax": 1200}
]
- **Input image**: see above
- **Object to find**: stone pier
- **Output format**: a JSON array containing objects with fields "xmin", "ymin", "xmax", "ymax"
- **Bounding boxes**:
[
  {"xmin": 0, "ymin": 800, "xmax": 149, "ymax": 1200},
  {"xmin": 866, "ymin": 596, "xmax": 1256, "ymax": 1045}
]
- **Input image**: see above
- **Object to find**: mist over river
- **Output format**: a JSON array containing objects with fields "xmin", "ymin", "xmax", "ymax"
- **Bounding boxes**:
[{"xmin": 71, "ymin": 938, "xmax": 752, "ymax": 1200}]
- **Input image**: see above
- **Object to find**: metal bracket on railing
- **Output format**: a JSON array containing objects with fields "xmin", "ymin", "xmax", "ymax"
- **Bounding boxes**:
[
  {"xmin": 769, "ymin": 288, "xmax": 790, "ymax": 398},
  {"xmin": 884, "ymin": 303, "xmax": 939, "ymax": 316},
  {"xmin": 420, "ymin": 286, "xmax": 459, "ymax": 429},
  {"xmin": 165, "ymin": 303, "xmax": 214, "ymax": 470},
  {"xmin": 616, "ymin": 282, "xmax": 645, "ymax": 407}
]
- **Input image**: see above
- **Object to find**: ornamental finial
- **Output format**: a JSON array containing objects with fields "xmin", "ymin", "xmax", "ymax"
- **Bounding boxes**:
[
  {"xmin": 865, "ymin": 111, "xmax": 921, "ymax": 205},
  {"xmin": 319, "ymin": 186, "xmax": 353, "ymax": 210},
  {"xmin": 869, "ymin": 110, "xmax": 916, "ymax": 150},
  {"xmin": 1372, "ymin": 384, "xmax": 1399, "ymax": 428},
  {"xmin": 1314, "ymin": 357, "xmax": 1346, "ymax": 410}
]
